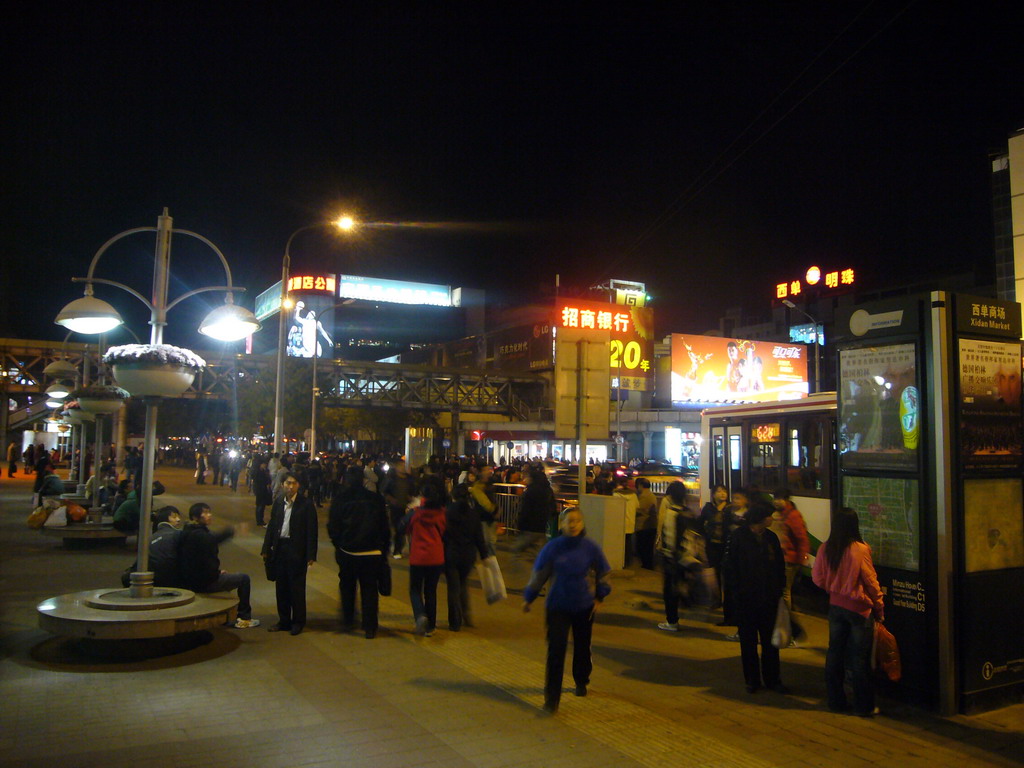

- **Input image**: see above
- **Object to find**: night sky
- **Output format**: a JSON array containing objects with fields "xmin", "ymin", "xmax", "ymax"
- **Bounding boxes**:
[{"xmin": 5, "ymin": 3, "xmax": 1023, "ymax": 348}]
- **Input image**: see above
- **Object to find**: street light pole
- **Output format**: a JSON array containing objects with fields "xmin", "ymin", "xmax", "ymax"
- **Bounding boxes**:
[
  {"xmin": 783, "ymin": 299, "xmax": 821, "ymax": 393},
  {"xmin": 310, "ymin": 341, "xmax": 318, "ymax": 454},
  {"xmin": 56, "ymin": 208, "xmax": 259, "ymax": 598},
  {"xmin": 272, "ymin": 217, "xmax": 356, "ymax": 456}
]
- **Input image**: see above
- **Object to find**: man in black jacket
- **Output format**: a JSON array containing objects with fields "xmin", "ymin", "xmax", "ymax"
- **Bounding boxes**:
[
  {"xmin": 723, "ymin": 501, "xmax": 787, "ymax": 694},
  {"xmin": 262, "ymin": 472, "xmax": 318, "ymax": 635},
  {"xmin": 178, "ymin": 503, "xmax": 260, "ymax": 628},
  {"xmin": 328, "ymin": 465, "xmax": 390, "ymax": 638}
]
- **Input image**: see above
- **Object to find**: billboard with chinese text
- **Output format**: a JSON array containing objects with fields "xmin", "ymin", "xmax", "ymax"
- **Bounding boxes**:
[
  {"xmin": 554, "ymin": 299, "xmax": 654, "ymax": 391},
  {"xmin": 670, "ymin": 334, "xmax": 808, "ymax": 404}
]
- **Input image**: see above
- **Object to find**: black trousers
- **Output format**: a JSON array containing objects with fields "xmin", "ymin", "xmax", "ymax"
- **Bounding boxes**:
[
  {"xmin": 738, "ymin": 603, "xmax": 781, "ymax": 689},
  {"xmin": 337, "ymin": 551, "xmax": 380, "ymax": 633},
  {"xmin": 545, "ymin": 606, "xmax": 594, "ymax": 708},
  {"xmin": 445, "ymin": 549, "xmax": 476, "ymax": 630},
  {"xmin": 389, "ymin": 506, "xmax": 405, "ymax": 555},
  {"xmin": 272, "ymin": 545, "xmax": 309, "ymax": 629},
  {"xmin": 409, "ymin": 564, "xmax": 443, "ymax": 630},
  {"xmin": 634, "ymin": 529, "xmax": 656, "ymax": 570},
  {"xmin": 662, "ymin": 560, "xmax": 684, "ymax": 624}
]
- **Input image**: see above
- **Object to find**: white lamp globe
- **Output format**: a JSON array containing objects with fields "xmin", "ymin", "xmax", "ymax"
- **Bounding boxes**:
[
  {"xmin": 199, "ymin": 302, "xmax": 261, "ymax": 342},
  {"xmin": 55, "ymin": 295, "xmax": 123, "ymax": 334}
]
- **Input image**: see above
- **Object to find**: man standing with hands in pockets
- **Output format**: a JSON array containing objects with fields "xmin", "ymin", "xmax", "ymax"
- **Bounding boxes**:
[{"xmin": 263, "ymin": 472, "xmax": 318, "ymax": 635}]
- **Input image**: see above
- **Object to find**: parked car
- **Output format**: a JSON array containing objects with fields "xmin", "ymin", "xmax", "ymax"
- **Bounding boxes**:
[{"xmin": 629, "ymin": 462, "xmax": 700, "ymax": 494}]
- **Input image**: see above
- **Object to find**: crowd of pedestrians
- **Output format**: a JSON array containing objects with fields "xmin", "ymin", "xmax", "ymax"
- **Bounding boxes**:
[{"xmin": 36, "ymin": 441, "xmax": 886, "ymax": 719}]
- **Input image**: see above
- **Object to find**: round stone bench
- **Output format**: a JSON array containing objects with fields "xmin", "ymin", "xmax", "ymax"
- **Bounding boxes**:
[
  {"xmin": 41, "ymin": 523, "xmax": 128, "ymax": 549},
  {"xmin": 37, "ymin": 588, "xmax": 239, "ymax": 639}
]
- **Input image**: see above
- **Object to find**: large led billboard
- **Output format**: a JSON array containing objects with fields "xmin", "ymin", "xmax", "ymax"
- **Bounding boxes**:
[
  {"xmin": 670, "ymin": 334, "xmax": 808, "ymax": 404},
  {"xmin": 554, "ymin": 299, "xmax": 654, "ymax": 391},
  {"xmin": 338, "ymin": 274, "xmax": 452, "ymax": 307}
]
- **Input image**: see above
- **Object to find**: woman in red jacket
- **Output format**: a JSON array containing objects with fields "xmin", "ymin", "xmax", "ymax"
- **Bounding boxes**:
[
  {"xmin": 812, "ymin": 507, "xmax": 885, "ymax": 716},
  {"xmin": 404, "ymin": 475, "xmax": 447, "ymax": 636}
]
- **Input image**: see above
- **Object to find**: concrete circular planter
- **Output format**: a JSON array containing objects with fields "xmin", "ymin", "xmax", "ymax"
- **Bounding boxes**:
[{"xmin": 111, "ymin": 363, "xmax": 197, "ymax": 398}]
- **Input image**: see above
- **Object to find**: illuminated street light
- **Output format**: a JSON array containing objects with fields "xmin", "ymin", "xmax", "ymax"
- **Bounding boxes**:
[
  {"xmin": 273, "ymin": 215, "xmax": 357, "ymax": 454},
  {"xmin": 54, "ymin": 208, "xmax": 258, "ymax": 598},
  {"xmin": 782, "ymin": 299, "xmax": 821, "ymax": 393},
  {"xmin": 45, "ymin": 381, "xmax": 73, "ymax": 399}
]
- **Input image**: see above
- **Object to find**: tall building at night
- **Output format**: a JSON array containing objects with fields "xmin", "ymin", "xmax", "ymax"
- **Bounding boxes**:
[{"xmin": 991, "ymin": 128, "xmax": 1024, "ymax": 307}]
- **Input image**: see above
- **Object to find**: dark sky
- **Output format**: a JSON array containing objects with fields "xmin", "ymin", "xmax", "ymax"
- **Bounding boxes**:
[{"xmin": 5, "ymin": 2, "xmax": 1023, "ymax": 348}]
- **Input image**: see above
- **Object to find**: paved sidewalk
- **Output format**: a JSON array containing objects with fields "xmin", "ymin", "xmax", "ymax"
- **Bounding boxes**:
[{"xmin": 1, "ymin": 466, "xmax": 1021, "ymax": 768}]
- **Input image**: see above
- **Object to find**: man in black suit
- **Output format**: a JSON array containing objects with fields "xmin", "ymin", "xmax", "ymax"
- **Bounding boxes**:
[{"xmin": 262, "ymin": 472, "xmax": 318, "ymax": 635}]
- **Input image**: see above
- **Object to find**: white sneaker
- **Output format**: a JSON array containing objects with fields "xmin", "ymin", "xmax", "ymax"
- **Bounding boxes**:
[
  {"xmin": 657, "ymin": 622, "xmax": 680, "ymax": 632},
  {"xmin": 234, "ymin": 618, "xmax": 261, "ymax": 629},
  {"xmin": 392, "ymin": 553, "xmax": 403, "ymax": 559},
  {"xmin": 725, "ymin": 632, "xmax": 740, "ymax": 642},
  {"xmin": 786, "ymin": 638, "xmax": 798, "ymax": 648}
]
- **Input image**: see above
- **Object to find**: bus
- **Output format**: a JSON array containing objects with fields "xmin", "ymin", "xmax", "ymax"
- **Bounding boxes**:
[{"xmin": 698, "ymin": 392, "xmax": 838, "ymax": 562}]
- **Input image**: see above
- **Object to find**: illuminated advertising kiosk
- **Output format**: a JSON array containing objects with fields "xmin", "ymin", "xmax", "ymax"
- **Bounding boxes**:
[{"xmin": 834, "ymin": 292, "xmax": 1024, "ymax": 714}]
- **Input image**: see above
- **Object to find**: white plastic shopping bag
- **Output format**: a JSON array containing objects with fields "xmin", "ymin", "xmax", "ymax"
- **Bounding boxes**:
[{"xmin": 476, "ymin": 556, "xmax": 507, "ymax": 604}]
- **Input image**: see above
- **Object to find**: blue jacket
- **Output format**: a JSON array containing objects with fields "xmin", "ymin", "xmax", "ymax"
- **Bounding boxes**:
[{"xmin": 524, "ymin": 533, "xmax": 611, "ymax": 613}]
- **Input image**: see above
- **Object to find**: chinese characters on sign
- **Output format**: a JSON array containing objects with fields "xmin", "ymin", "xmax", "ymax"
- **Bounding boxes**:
[
  {"xmin": 776, "ymin": 266, "xmax": 855, "ymax": 301},
  {"xmin": 559, "ymin": 306, "xmax": 632, "ymax": 333},
  {"xmin": 555, "ymin": 300, "xmax": 654, "ymax": 391},
  {"xmin": 958, "ymin": 338, "xmax": 1022, "ymax": 469},
  {"xmin": 287, "ymin": 275, "xmax": 337, "ymax": 293}
]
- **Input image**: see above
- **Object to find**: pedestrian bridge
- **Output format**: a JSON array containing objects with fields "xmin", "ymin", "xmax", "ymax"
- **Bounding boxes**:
[{"xmin": 1, "ymin": 337, "xmax": 544, "ymax": 431}]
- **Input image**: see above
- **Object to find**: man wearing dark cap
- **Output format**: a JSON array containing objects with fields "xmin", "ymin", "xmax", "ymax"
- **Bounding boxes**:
[{"xmin": 723, "ymin": 500, "xmax": 788, "ymax": 694}]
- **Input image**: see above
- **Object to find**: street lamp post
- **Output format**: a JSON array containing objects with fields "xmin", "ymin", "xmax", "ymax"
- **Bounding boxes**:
[
  {"xmin": 272, "ymin": 216, "xmax": 355, "ymax": 455},
  {"xmin": 55, "ymin": 208, "xmax": 259, "ymax": 598},
  {"xmin": 782, "ymin": 299, "xmax": 822, "ymax": 393}
]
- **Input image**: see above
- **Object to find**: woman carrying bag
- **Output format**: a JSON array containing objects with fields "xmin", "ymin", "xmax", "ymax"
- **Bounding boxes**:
[{"xmin": 812, "ymin": 507, "xmax": 885, "ymax": 717}]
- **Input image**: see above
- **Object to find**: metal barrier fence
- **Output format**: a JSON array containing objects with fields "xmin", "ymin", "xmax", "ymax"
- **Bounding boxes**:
[
  {"xmin": 492, "ymin": 483, "xmax": 576, "ymax": 538},
  {"xmin": 493, "ymin": 483, "xmax": 524, "ymax": 536}
]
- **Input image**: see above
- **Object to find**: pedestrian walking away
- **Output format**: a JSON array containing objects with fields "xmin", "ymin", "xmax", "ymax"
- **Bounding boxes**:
[
  {"xmin": 523, "ymin": 506, "xmax": 611, "ymax": 714},
  {"xmin": 445, "ymin": 482, "xmax": 490, "ymax": 631},
  {"xmin": 403, "ymin": 475, "xmax": 447, "ymax": 636},
  {"xmin": 328, "ymin": 465, "xmax": 391, "ymax": 638},
  {"xmin": 722, "ymin": 501, "xmax": 788, "ymax": 694}
]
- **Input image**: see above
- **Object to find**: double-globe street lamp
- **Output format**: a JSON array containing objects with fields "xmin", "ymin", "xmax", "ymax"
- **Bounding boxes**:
[
  {"xmin": 54, "ymin": 208, "xmax": 259, "ymax": 598},
  {"xmin": 272, "ymin": 216, "xmax": 356, "ymax": 455}
]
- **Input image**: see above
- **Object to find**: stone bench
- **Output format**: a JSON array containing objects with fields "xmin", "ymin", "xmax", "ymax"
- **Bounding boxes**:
[
  {"xmin": 41, "ymin": 523, "xmax": 128, "ymax": 549},
  {"xmin": 37, "ymin": 589, "xmax": 239, "ymax": 639}
]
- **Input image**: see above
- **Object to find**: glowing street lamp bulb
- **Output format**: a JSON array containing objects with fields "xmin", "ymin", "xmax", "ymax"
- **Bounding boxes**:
[{"xmin": 335, "ymin": 215, "xmax": 356, "ymax": 231}]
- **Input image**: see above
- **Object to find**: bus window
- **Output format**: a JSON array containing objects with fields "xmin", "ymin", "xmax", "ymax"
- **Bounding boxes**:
[
  {"xmin": 787, "ymin": 417, "xmax": 826, "ymax": 495},
  {"xmin": 748, "ymin": 423, "xmax": 784, "ymax": 491},
  {"xmin": 712, "ymin": 433, "xmax": 725, "ymax": 489},
  {"xmin": 728, "ymin": 431, "xmax": 742, "ymax": 492}
]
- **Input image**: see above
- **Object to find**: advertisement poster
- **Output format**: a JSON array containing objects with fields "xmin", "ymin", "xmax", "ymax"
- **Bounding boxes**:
[
  {"xmin": 958, "ymin": 338, "xmax": 1022, "ymax": 469},
  {"xmin": 669, "ymin": 334, "xmax": 808, "ymax": 404},
  {"xmin": 838, "ymin": 344, "xmax": 917, "ymax": 471},
  {"xmin": 286, "ymin": 294, "xmax": 336, "ymax": 358},
  {"xmin": 554, "ymin": 299, "xmax": 654, "ymax": 391},
  {"xmin": 841, "ymin": 475, "xmax": 920, "ymax": 572},
  {"xmin": 489, "ymin": 323, "xmax": 552, "ymax": 372},
  {"xmin": 964, "ymin": 478, "xmax": 1024, "ymax": 572}
]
